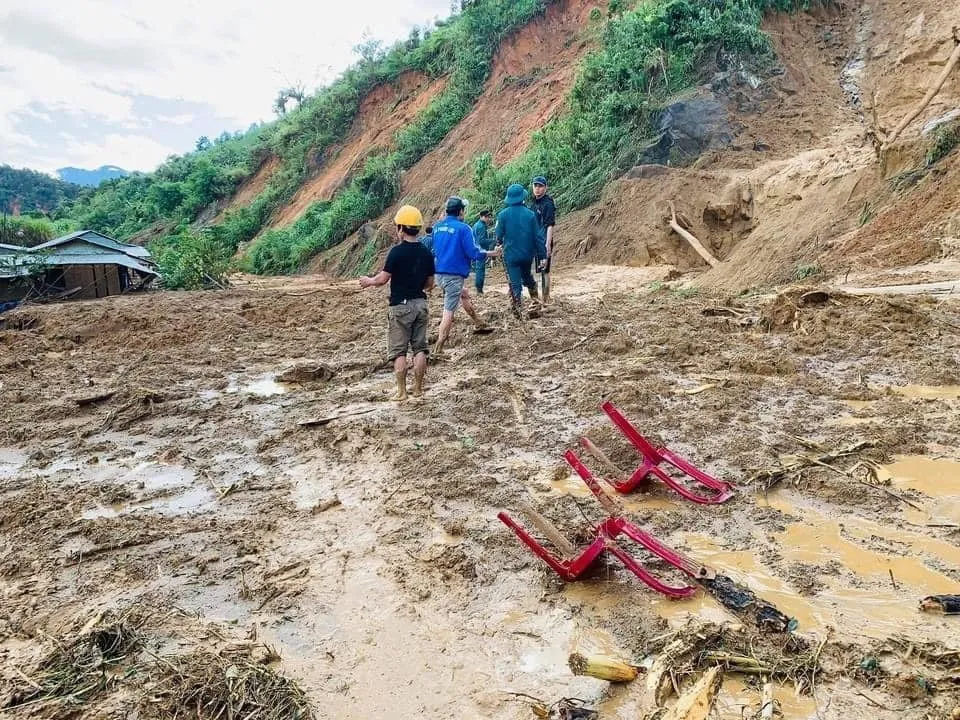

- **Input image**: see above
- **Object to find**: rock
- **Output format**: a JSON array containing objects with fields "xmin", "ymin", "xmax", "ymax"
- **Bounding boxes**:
[
  {"xmin": 278, "ymin": 363, "xmax": 336, "ymax": 384},
  {"xmin": 922, "ymin": 109, "xmax": 960, "ymax": 136},
  {"xmin": 643, "ymin": 91, "xmax": 740, "ymax": 166},
  {"xmin": 905, "ymin": 13, "xmax": 925, "ymax": 40},
  {"xmin": 625, "ymin": 164, "xmax": 670, "ymax": 180}
]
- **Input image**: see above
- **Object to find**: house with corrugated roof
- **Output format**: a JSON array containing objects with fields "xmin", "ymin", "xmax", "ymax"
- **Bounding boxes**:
[{"xmin": 0, "ymin": 230, "xmax": 159, "ymax": 304}]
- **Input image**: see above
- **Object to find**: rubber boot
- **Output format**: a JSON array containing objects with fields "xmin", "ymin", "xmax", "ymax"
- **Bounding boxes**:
[
  {"xmin": 393, "ymin": 370, "xmax": 408, "ymax": 402},
  {"xmin": 529, "ymin": 284, "xmax": 539, "ymax": 301},
  {"xmin": 510, "ymin": 295, "xmax": 522, "ymax": 319},
  {"xmin": 412, "ymin": 367, "xmax": 425, "ymax": 398}
]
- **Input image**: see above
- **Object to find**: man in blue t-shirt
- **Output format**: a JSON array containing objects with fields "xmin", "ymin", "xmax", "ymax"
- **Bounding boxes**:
[
  {"xmin": 432, "ymin": 196, "xmax": 501, "ymax": 355},
  {"xmin": 471, "ymin": 210, "xmax": 494, "ymax": 294}
]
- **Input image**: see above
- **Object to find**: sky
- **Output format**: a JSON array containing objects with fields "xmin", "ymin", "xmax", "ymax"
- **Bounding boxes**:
[{"xmin": 0, "ymin": 0, "xmax": 453, "ymax": 175}]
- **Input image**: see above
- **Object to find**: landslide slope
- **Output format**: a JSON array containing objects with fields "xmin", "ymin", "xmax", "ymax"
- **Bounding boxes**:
[{"xmin": 311, "ymin": 0, "xmax": 960, "ymax": 289}]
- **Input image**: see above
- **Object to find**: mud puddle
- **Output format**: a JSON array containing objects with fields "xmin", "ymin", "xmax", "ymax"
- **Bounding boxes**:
[
  {"xmin": 0, "ymin": 447, "xmax": 27, "ymax": 481},
  {"xmin": 893, "ymin": 385, "xmax": 960, "ymax": 401},
  {"xmin": 880, "ymin": 455, "xmax": 960, "ymax": 524},
  {"xmin": 203, "ymin": 372, "xmax": 290, "ymax": 398},
  {"xmin": 82, "ymin": 486, "xmax": 216, "ymax": 519}
]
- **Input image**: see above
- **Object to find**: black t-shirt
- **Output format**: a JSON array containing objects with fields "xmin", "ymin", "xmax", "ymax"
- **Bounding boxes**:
[
  {"xmin": 384, "ymin": 240, "xmax": 435, "ymax": 306},
  {"xmin": 531, "ymin": 194, "xmax": 556, "ymax": 229}
]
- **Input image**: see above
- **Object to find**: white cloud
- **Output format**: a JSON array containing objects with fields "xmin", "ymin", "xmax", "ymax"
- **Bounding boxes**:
[
  {"xmin": 155, "ymin": 114, "xmax": 195, "ymax": 126},
  {"xmin": 0, "ymin": 0, "xmax": 454, "ymax": 171}
]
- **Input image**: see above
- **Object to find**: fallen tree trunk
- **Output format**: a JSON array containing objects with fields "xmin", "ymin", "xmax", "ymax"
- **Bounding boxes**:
[
  {"xmin": 883, "ymin": 30, "xmax": 960, "ymax": 148},
  {"xmin": 668, "ymin": 202, "xmax": 719, "ymax": 268}
]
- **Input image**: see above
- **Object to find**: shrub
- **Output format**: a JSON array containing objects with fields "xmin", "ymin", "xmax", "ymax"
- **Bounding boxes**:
[
  {"xmin": 926, "ymin": 122, "xmax": 960, "ymax": 167},
  {"xmin": 153, "ymin": 229, "xmax": 232, "ymax": 290},
  {"xmin": 0, "ymin": 215, "xmax": 57, "ymax": 247}
]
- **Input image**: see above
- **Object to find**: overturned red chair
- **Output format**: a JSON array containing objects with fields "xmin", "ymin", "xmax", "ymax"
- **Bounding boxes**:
[
  {"xmin": 578, "ymin": 401, "xmax": 735, "ymax": 505},
  {"xmin": 497, "ymin": 449, "xmax": 713, "ymax": 599}
]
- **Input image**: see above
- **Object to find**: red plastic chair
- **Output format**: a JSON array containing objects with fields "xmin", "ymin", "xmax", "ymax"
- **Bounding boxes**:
[
  {"xmin": 580, "ymin": 401, "xmax": 735, "ymax": 505},
  {"xmin": 496, "ymin": 450, "xmax": 709, "ymax": 599}
]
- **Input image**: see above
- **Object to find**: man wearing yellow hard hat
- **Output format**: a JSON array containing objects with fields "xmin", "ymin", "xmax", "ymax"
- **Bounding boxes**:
[{"xmin": 359, "ymin": 205, "xmax": 435, "ymax": 401}]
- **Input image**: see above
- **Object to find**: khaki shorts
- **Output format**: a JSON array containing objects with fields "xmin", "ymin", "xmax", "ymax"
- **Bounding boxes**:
[{"xmin": 387, "ymin": 298, "xmax": 429, "ymax": 361}]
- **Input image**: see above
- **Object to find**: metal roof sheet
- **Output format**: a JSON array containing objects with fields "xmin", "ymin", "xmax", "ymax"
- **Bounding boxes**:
[{"xmin": 32, "ymin": 230, "xmax": 152, "ymax": 259}]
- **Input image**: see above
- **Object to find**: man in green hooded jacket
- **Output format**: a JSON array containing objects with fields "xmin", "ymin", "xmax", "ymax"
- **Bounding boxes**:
[{"xmin": 496, "ymin": 183, "xmax": 547, "ymax": 318}]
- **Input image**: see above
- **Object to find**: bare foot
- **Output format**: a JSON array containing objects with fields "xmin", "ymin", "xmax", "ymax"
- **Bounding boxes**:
[{"xmin": 391, "ymin": 390, "xmax": 408, "ymax": 403}]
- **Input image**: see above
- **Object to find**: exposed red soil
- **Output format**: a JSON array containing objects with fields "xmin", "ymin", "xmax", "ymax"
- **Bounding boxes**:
[
  {"xmin": 214, "ymin": 155, "xmax": 281, "ymax": 224},
  {"xmin": 314, "ymin": 0, "xmax": 596, "ymax": 275},
  {"xmin": 264, "ymin": 71, "xmax": 447, "ymax": 232}
]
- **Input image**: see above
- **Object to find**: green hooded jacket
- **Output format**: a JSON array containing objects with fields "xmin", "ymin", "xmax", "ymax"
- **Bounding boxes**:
[{"xmin": 495, "ymin": 184, "xmax": 546, "ymax": 265}]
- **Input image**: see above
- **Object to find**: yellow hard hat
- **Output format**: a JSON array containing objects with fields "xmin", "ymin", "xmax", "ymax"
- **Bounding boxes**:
[{"xmin": 394, "ymin": 205, "xmax": 423, "ymax": 228}]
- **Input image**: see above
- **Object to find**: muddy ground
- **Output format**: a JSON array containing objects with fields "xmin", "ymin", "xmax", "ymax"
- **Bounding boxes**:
[{"xmin": 1, "ymin": 264, "xmax": 959, "ymax": 718}]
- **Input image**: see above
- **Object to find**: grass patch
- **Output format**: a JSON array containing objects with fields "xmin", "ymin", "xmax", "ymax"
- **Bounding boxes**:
[
  {"xmin": 145, "ymin": 648, "xmax": 313, "ymax": 720},
  {"xmin": 793, "ymin": 263, "xmax": 822, "ymax": 281}
]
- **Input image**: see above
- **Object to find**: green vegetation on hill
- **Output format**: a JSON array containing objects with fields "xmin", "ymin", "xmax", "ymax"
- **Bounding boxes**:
[
  {"xmin": 0, "ymin": 166, "xmax": 81, "ymax": 216},
  {"xmin": 244, "ymin": 0, "xmax": 551, "ymax": 274},
  {"xmin": 469, "ymin": 0, "xmax": 821, "ymax": 213},
  {"xmin": 55, "ymin": 0, "xmax": 824, "ymax": 287},
  {"xmin": 0, "ymin": 215, "xmax": 79, "ymax": 247}
]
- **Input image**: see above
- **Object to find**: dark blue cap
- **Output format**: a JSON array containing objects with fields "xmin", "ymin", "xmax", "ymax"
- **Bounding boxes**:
[{"xmin": 532, "ymin": 176, "xmax": 547, "ymax": 186}]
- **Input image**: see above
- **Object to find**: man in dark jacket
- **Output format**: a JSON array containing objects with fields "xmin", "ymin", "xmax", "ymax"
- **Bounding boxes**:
[
  {"xmin": 471, "ymin": 210, "xmax": 494, "ymax": 294},
  {"xmin": 496, "ymin": 184, "xmax": 547, "ymax": 318},
  {"xmin": 530, "ymin": 175, "xmax": 557, "ymax": 302}
]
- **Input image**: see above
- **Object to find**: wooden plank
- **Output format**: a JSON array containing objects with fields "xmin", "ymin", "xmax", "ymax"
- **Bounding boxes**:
[
  {"xmin": 93, "ymin": 264, "xmax": 107, "ymax": 298},
  {"xmin": 105, "ymin": 265, "xmax": 121, "ymax": 295}
]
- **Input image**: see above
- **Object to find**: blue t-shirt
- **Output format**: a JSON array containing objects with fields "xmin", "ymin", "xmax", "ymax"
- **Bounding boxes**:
[{"xmin": 433, "ymin": 215, "xmax": 486, "ymax": 277}]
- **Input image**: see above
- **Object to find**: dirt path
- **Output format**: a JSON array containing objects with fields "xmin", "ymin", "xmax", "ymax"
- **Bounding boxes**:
[{"xmin": 1, "ymin": 266, "xmax": 959, "ymax": 718}]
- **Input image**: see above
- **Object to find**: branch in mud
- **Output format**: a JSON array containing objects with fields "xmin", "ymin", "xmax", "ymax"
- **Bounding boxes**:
[
  {"xmin": 666, "ymin": 201, "xmax": 719, "ymax": 268},
  {"xmin": 641, "ymin": 623, "xmax": 827, "ymax": 698},
  {"xmin": 749, "ymin": 438, "xmax": 874, "ymax": 491},
  {"xmin": 881, "ymin": 28, "xmax": 960, "ymax": 150}
]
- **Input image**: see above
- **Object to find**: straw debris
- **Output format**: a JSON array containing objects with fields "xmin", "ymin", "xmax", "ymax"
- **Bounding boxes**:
[
  {"xmin": 142, "ymin": 647, "xmax": 314, "ymax": 720},
  {"xmin": 3, "ymin": 610, "xmax": 143, "ymax": 711}
]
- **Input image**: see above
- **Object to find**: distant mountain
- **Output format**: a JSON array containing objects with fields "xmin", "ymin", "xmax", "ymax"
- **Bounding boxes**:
[
  {"xmin": 57, "ymin": 165, "xmax": 130, "ymax": 187},
  {"xmin": 0, "ymin": 165, "xmax": 81, "ymax": 215}
]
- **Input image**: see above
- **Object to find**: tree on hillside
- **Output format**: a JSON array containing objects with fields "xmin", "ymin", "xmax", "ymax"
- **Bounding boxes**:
[
  {"xmin": 0, "ymin": 165, "xmax": 81, "ymax": 215},
  {"xmin": 273, "ymin": 83, "xmax": 307, "ymax": 116}
]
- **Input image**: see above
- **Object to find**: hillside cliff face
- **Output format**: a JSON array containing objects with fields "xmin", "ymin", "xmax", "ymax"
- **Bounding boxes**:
[
  {"xmin": 296, "ymin": 0, "xmax": 959, "ymax": 290},
  {"xmin": 63, "ymin": 0, "xmax": 960, "ymax": 291}
]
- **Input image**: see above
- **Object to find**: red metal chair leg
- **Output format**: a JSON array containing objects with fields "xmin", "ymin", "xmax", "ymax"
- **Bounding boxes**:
[
  {"xmin": 497, "ymin": 511, "xmax": 605, "ymax": 581},
  {"xmin": 600, "ymin": 401, "xmax": 735, "ymax": 504},
  {"xmin": 603, "ymin": 541, "xmax": 698, "ymax": 599},
  {"xmin": 611, "ymin": 518, "xmax": 712, "ymax": 581}
]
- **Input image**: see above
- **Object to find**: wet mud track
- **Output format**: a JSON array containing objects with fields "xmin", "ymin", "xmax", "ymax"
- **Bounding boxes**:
[{"xmin": 1, "ymin": 267, "xmax": 959, "ymax": 718}]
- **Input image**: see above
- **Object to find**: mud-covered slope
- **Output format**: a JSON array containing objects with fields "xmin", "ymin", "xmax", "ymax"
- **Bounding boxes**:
[
  {"xmin": 279, "ymin": 0, "xmax": 958, "ymax": 290},
  {"xmin": 556, "ymin": 0, "xmax": 960, "ymax": 291}
]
